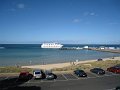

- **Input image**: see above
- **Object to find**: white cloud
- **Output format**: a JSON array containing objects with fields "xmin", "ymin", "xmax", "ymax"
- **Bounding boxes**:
[
  {"xmin": 73, "ymin": 19, "xmax": 79, "ymax": 23},
  {"xmin": 17, "ymin": 3, "xmax": 25, "ymax": 9},
  {"xmin": 83, "ymin": 11, "xmax": 96, "ymax": 16},
  {"xmin": 7, "ymin": 3, "xmax": 25, "ymax": 12},
  {"xmin": 90, "ymin": 12, "xmax": 95, "ymax": 16},
  {"xmin": 73, "ymin": 19, "xmax": 82, "ymax": 23},
  {"xmin": 108, "ymin": 22, "xmax": 119, "ymax": 25}
]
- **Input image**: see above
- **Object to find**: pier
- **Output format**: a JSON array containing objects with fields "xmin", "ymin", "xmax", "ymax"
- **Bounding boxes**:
[
  {"xmin": 59, "ymin": 46, "xmax": 120, "ymax": 54},
  {"xmin": 59, "ymin": 47, "xmax": 83, "ymax": 50},
  {"xmin": 89, "ymin": 48, "xmax": 120, "ymax": 54}
]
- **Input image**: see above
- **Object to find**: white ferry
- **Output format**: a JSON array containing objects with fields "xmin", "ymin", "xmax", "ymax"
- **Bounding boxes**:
[{"xmin": 41, "ymin": 43, "xmax": 63, "ymax": 48}]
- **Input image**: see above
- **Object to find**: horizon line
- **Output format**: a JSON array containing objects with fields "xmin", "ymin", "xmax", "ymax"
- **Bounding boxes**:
[{"xmin": 0, "ymin": 43, "xmax": 120, "ymax": 45}]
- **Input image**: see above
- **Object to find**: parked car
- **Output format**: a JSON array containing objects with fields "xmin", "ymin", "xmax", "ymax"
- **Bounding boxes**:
[
  {"xmin": 45, "ymin": 70, "xmax": 57, "ymax": 80},
  {"xmin": 90, "ymin": 68, "xmax": 105, "ymax": 75},
  {"xmin": 115, "ymin": 86, "xmax": 120, "ymax": 90},
  {"xmin": 74, "ymin": 69, "xmax": 87, "ymax": 77},
  {"xmin": 97, "ymin": 58, "xmax": 103, "ymax": 61},
  {"xmin": 107, "ymin": 66, "xmax": 120, "ymax": 74},
  {"xmin": 33, "ymin": 70, "xmax": 45, "ymax": 79},
  {"xmin": 19, "ymin": 71, "xmax": 33, "ymax": 80}
]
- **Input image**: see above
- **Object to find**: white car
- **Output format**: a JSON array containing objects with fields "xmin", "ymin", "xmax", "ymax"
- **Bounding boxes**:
[{"xmin": 33, "ymin": 70, "xmax": 45, "ymax": 79}]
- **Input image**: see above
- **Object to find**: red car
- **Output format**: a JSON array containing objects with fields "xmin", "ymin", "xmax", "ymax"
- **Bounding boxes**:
[
  {"xmin": 19, "ymin": 71, "xmax": 33, "ymax": 80},
  {"xmin": 107, "ymin": 66, "xmax": 120, "ymax": 74}
]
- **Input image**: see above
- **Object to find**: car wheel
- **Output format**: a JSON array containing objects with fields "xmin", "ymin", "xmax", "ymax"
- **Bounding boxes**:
[
  {"xmin": 116, "ymin": 89, "xmax": 120, "ymax": 90},
  {"xmin": 97, "ymin": 72, "xmax": 99, "ymax": 75},
  {"xmin": 115, "ymin": 86, "xmax": 120, "ymax": 90}
]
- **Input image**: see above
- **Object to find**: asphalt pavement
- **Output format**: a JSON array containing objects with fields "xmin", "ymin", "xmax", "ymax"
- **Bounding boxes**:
[{"xmin": 0, "ymin": 71, "xmax": 120, "ymax": 90}]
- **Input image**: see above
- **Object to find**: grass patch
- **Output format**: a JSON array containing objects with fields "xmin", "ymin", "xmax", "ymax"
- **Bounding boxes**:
[
  {"xmin": 88, "ymin": 60, "xmax": 120, "ymax": 69},
  {"xmin": 52, "ymin": 60, "xmax": 120, "ymax": 71},
  {"xmin": 0, "ymin": 66, "xmax": 32, "ymax": 73}
]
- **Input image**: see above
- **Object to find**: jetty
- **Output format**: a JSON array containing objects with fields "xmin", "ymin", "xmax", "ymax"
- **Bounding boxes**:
[
  {"xmin": 59, "ymin": 47, "xmax": 83, "ymax": 50},
  {"xmin": 59, "ymin": 45, "xmax": 120, "ymax": 53},
  {"xmin": 89, "ymin": 48, "xmax": 120, "ymax": 54}
]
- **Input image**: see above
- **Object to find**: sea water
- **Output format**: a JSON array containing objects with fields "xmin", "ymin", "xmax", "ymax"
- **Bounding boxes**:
[{"xmin": 0, "ymin": 44, "xmax": 120, "ymax": 66}]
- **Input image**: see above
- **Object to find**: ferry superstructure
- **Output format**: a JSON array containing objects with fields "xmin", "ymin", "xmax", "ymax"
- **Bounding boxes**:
[{"xmin": 41, "ymin": 43, "xmax": 63, "ymax": 48}]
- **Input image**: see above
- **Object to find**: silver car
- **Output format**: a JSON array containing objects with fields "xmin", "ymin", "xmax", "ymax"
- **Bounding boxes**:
[{"xmin": 33, "ymin": 70, "xmax": 45, "ymax": 79}]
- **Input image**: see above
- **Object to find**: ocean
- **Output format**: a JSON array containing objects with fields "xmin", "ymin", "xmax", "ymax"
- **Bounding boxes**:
[{"xmin": 0, "ymin": 44, "xmax": 120, "ymax": 66}]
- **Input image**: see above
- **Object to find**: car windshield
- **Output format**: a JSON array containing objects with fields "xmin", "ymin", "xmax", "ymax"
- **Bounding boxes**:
[
  {"xmin": 35, "ymin": 72, "xmax": 41, "ymax": 74},
  {"xmin": 47, "ymin": 73, "xmax": 53, "ymax": 75},
  {"xmin": 20, "ymin": 73, "xmax": 27, "ymax": 75},
  {"xmin": 95, "ymin": 68, "xmax": 103, "ymax": 70},
  {"xmin": 78, "ymin": 70, "xmax": 84, "ymax": 73},
  {"xmin": 114, "ymin": 66, "xmax": 120, "ymax": 68}
]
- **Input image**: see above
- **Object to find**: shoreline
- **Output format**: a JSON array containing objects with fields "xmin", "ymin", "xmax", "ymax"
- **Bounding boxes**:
[{"xmin": 21, "ymin": 56, "xmax": 120, "ymax": 70}]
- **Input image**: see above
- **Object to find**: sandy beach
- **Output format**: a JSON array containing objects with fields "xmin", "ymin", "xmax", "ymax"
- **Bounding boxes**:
[{"xmin": 21, "ymin": 57, "xmax": 120, "ymax": 70}]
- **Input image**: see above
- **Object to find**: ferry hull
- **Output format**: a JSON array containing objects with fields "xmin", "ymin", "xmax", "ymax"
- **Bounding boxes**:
[{"xmin": 41, "ymin": 46, "xmax": 63, "ymax": 49}]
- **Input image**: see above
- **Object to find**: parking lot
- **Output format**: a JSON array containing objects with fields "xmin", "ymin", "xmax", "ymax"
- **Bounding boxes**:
[
  {"xmin": 0, "ymin": 71, "xmax": 120, "ymax": 84},
  {"xmin": 0, "ymin": 71, "xmax": 120, "ymax": 90},
  {"xmin": 27, "ymin": 71, "xmax": 120, "ymax": 83}
]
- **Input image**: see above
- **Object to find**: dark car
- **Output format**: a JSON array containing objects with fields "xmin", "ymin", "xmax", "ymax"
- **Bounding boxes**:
[
  {"xmin": 19, "ymin": 71, "xmax": 33, "ymax": 80},
  {"xmin": 74, "ymin": 69, "xmax": 87, "ymax": 77},
  {"xmin": 97, "ymin": 58, "xmax": 103, "ymax": 61},
  {"xmin": 107, "ymin": 66, "xmax": 120, "ymax": 74},
  {"xmin": 90, "ymin": 68, "xmax": 105, "ymax": 75},
  {"xmin": 45, "ymin": 70, "xmax": 57, "ymax": 80},
  {"xmin": 115, "ymin": 86, "xmax": 120, "ymax": 90}
]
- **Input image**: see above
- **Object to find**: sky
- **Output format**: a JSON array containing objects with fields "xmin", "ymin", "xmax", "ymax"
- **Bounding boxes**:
[{"xmin": 0, "ymin": 0, "xmax": 120, "ymax": 44}]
